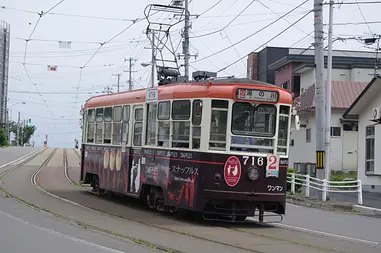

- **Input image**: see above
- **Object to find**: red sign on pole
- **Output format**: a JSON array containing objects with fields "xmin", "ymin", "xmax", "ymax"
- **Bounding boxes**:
[
  {"xmin": 224, "ymin": 156, "xmax": 241, "ymax": 187},
  {"xmin": 47, "ymin": 65, "xmax": 57, "ymax": 71}
]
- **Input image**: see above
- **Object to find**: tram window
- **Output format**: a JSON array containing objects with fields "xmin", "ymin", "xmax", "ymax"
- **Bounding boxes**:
[
  {"xmin": 277, "ymin": 105, "xmax": 290, "ymax": 155},
  {"xmin": 88, "ymin": 109, "xmax": 95, "ymax": 123},
  {"xmin": 95, "ymin": 122, "xmax": 103, "ymax": 144},
  {"xmin": 231, "ymin": 103, "xmax": 276, "ymax": 137},
  {"xmin": 87, "ymin": 118, "xmax": 95, "ymax": 143},
  {"xmin": 172, "ymin": 121, "xmax": 190, "ymax": 148},
  {"xmin": 134, "ymin": 122, "xmax": 143, "ymax": 146},
  {"xmin": 172, "ymin": 100, "xmax": 191, "ymax": 120},
  {"xmin": 192, "ymin": 100, "xmax": 202, "ymax": 126},
  {"xmin": 192, "ymin": 126, "xmax": 201, "ymax": 149},
  {"xmin": 87, "ymin": 109, "xmax": 95, "ymax": 143},
  {"xmin": 135, "ymin": 108, "xmax": 143, "ymax": 121},
  {"xmin": 95, "ymin": 108, "xmax": 104, "ymax": 122},
  {"xmin": 123, "ymin": 105, "xmax": 130, "ymax": 122},
  {"xmin": 104, "ymin": 122, "xmax": 112, "ymax": 144},
  {"xmin": 146, "ymin": 104, "xmax": 157, "ymax": 146},
  {"xmin": 158, "ymin": 101, "xmax": 170, "ymax": 120},
  {"xmin": 112, "ymin": 106, "xmax": 122, "ymax": 145},
  {"xmin": 212, "ymin": 100, "xmax": 228, "ymax": 109},
  {"xmin": 104, "ymin": 107, "xmax": 112, "ymax": 122},
  {"xmin": 209, "ymin": 110, "xmax": 228, "ymax": 150},
  {"xmin": 113, "ymin": 106, "xmax": 122, "ymax": 122},
  {"xmin": 158, "ymin": 121, "xmax": 170, "ymax": 147}
]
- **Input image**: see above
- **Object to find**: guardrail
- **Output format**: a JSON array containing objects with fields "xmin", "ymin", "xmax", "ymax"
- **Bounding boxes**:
[{"xmin": 287, "ymin": 173, "xmax": 363, "ymax": 205}]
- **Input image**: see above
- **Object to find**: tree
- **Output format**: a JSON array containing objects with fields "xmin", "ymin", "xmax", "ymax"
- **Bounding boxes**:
[
  {"xmin": 0, "ymin": 128, "xmax": 8, "ymax": 147},
  {"xmin": 19, "ymin": 125, "xmax": 36, "ymax": 146}
]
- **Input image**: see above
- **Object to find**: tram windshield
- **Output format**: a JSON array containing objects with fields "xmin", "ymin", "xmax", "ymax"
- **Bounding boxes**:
[{"xmin": 231, "ymin": 102, "xmax": 276, "ymax": 137}]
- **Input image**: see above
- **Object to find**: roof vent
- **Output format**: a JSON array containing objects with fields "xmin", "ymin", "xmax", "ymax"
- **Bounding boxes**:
[{"xmin": 192, "ymin": 71, "xmax": 217, "ymax": 81}]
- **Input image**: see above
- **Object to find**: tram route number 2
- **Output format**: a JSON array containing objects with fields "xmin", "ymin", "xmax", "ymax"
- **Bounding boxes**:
[{"xmin": 267, "ymin": 185, "xmax": 283, "ymax": 192}]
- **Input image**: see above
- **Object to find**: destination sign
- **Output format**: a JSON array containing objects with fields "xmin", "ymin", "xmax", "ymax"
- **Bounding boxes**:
[{"xmin": 236, "ymin": 88, "xmax": 278, "ymax": 102}]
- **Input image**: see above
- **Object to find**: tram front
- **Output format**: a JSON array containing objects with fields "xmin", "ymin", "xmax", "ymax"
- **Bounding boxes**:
[{"xmin": 201, "ymin": 86, "xmax": 295, "ymax": 222}]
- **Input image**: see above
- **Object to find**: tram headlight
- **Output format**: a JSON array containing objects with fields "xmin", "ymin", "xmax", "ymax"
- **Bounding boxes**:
[{"xmin": 248, "ymin": 167, "xmax": 259, "ymax": 181}]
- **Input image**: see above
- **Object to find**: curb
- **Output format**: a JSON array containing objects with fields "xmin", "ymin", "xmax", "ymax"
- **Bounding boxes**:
[
  {"xmin": 285, "ymin": 195, "xmax": 381, "ymax": 217},
  {"xmin": 353, "ymin": 205, "xmax": 381, "ymax": 217}
]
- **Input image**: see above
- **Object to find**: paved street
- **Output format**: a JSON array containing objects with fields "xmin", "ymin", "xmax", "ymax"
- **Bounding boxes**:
[
  {"xmin": 0, "ymin": 196, "xmax": 160, "ymax": 253},
  {"xmin": 0, "ymin": 147, "xmax": 39, "ymax": 167},
  {"xmin": 280, "ymin": 204, "xmax": 381, "ymax": 244}
]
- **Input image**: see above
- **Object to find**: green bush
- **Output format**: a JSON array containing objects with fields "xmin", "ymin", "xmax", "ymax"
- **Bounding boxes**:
[
  {"xmin": 0, "ymin": 128, "xmax": 8, "ymax": 147},
  {"xmin": 287, "ymin": 168, "xmax": 303, "ymax": 193}
]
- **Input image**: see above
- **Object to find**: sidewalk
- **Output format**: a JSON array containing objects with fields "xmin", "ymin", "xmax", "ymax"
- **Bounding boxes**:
[{"xmin": 287, "ymin": 191, "xmax": 381, "ymax": 217}]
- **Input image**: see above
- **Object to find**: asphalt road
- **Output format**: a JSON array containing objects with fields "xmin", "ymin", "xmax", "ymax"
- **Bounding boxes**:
[
  {"xmin": 0, "ymin": 147, "xmax": 39, "ymax": 167},
  {"xmin": 1, "ymin": 148, "xmax": 381, "ymax": 253},
  {"xmin": 0, "ymin": 195, "xmax": 160, "ymax": 253},
  {"xmin": 280, "ymin": 203, "xmax": 381, "ymax": 244}
]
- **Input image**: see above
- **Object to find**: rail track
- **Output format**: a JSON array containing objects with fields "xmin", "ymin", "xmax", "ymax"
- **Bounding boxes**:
[
  {"xmin": 1, "ymin": 148, "xmax": 377, "ymax": 253},
  {"xmin": 61, "ymin": 148, "xmax": 373, "ymax": 253}
]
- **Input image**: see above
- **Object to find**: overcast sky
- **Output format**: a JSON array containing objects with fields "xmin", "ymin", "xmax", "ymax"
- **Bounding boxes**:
[{"xmin": 1, "ymin": 0, "xmax": 380, "ymax": 148}]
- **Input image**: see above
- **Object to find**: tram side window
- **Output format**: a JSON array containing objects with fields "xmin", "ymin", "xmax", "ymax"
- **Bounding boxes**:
[
  {"xmin": 157, "ymin": 101, "xmax": 170, "ymax": 147},
  {"xmin": 122, "ymin": 105, "xmax": 130, "ymax": 145},
  {"xmin": 278, "ymin": 105, "xmax": 290, "ymax": 155},
  {"xmin": 146, "ymin": 103, "xmax": 157, "ymax": 146},
  {"xmin": 104, "ymin": 107, "xmax": 112, "ymax": 144},
  {"xmin": 172, "ymin": 100, "xmax": 191, "ymax": 148},
  {"xmin": 134, "ymin": 108, "xmax": 144, "ymax": 146},
  {"xmin": 209, "ymin": 100, "xmax": 228, "ymax": 151},
  {"xmin": 87, "ymin": 109, "xmax": 95, "ymax": 143},
  {"xmin": 95, "ymin": 108, "xmax": 104, "ymax": 144},
  {"xmin": 112, "ymin": 106, "xmax": 123, "ymax": 145},
  {"xmin": 192, "ymin": 100, "xmax": 203, "ymax": 149}
]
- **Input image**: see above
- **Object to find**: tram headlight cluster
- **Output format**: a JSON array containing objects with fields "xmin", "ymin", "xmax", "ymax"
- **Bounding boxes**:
[{"xmin": 248, "ymin": 167, "xmax": 259, "ymax": 181}]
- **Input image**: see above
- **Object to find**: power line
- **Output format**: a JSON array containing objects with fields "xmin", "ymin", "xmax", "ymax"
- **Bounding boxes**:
[
  {"xmin": 191, "ymin": 0, "xmax": 310, "ymax": 64},
  {"xmin": 191, "ymin": 0, "xmax": 257, "ymax": 38},
  {"xmin": 11, "ymin": 36, "xmax": 144, "ymax": 45},
  {"xmin": 217, "ymin": 10, "xmax": 312, "ymax": 73},
  {"xmin": 354, "ymin": 0, "xmax": 373, "ymax": 34},
  {"xmin": 0, "ymin": 6, "xmax": 140, "ymax": 22}
]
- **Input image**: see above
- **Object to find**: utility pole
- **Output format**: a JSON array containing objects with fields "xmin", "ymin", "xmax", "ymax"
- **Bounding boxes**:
[
  {"xmin": 124, "ymin": 58, "xmax": 137, "ymax": 91},
  {"xmin": 112, "ymin": 73, "xmax": 122, "ymax": 92},
  {"xmin": 16, "ymin": 111, "xmax": 20, "ymax": 146},
  {"xmin": 314, "ymin": 0, "xmax": 326, "ymax": 192},
  {"xmin": 183, "ymin": 0, "xmax": 190, "ymax": 80},
  {"xmin": 151, "ymin": 30, "xmax": 156, "ymax": 88},
  {"xmin": 325, "ymin": 0, "xmax": 334, "ymax": 199}
]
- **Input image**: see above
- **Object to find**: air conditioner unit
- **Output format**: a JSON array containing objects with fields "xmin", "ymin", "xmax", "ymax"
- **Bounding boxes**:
[{"xmin": 371, "ymin": 107, "xmax": 381, "ymax": 122}]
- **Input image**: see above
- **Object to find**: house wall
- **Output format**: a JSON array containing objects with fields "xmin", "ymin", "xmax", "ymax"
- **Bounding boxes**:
[
  {"xmin": 350, "ymin": 68, "xmax": 376, "ymax": 82},
  {"xmin": 294, "ymin": 68, "xmax": 374, "ymax": 94},
  {"xmin": 357, "ymin": 96, "xmax": 381, "ymax": 193},
  {"xmin": 289, "ymin": 110, "xmax": 357, "ymax": 172}
]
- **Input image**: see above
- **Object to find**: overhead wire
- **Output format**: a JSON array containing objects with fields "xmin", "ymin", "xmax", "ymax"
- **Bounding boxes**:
[
  {"xmin": 21, "ymin": 0, "xmax": 67, "ymax": 117},
  {"xmin": 354, "ymin": 0, "xmax": 374, "ymax": 35},
  {"xmin": 191, "ymin": 0, "xmax": 257, "ymax": 38},
  {"xmin": 191, "ymin": 0, "xmax": 310, "ymax": 64},
  {"xmin": 217, "ymin": 9, "xmax": 313, "ymax": 73}
]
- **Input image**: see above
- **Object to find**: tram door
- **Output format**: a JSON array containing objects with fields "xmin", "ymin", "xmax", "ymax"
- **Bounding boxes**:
[{"xmin": 128, "ymin": 105, "xmax": 144, "ymax": 195}]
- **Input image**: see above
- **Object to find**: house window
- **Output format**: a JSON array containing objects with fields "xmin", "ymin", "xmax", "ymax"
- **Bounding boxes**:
[
  {"xmin": 281, "ymin": 81, "xmax": 289, "ymax": 90},
  {"xmin": 306, "ymin": 128, "xmax": 311, "ymax": 143},
  {"xmin": 331, "ymin": 127, "xmax": 341, "ymax": 137},
  {"xmin": 365, "ymin": 125, "xmax": 375, "ymax": 174}
]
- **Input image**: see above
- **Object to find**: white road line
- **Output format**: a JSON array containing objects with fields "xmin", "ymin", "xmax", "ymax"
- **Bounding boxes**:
[
  {"xmin": 0, "ymin": 209, "xmax": 126, "ymax": 253},
  {"xmin": 0, "ymin": 148, "xmax": 43, "ymax": 170},
  {"xmin": 275, "ymin": 222, "xmax": 381, "ymax": 246}
]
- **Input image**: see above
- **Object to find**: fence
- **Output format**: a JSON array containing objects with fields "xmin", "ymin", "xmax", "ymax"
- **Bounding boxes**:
[{"xmin": 287, "ymin": 172, "xmax": 363, "ymax": 205}]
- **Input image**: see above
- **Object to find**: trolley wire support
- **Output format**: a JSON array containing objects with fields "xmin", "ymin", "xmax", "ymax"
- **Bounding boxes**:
[{"xmin": 143, "ymin": 4, "xmax": 190, "ymax": 85}]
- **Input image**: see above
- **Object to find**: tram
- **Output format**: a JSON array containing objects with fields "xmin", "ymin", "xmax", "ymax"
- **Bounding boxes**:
[{"xmin": 79, "ymin": 75, "xmax": 297, "ymax": 222}]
